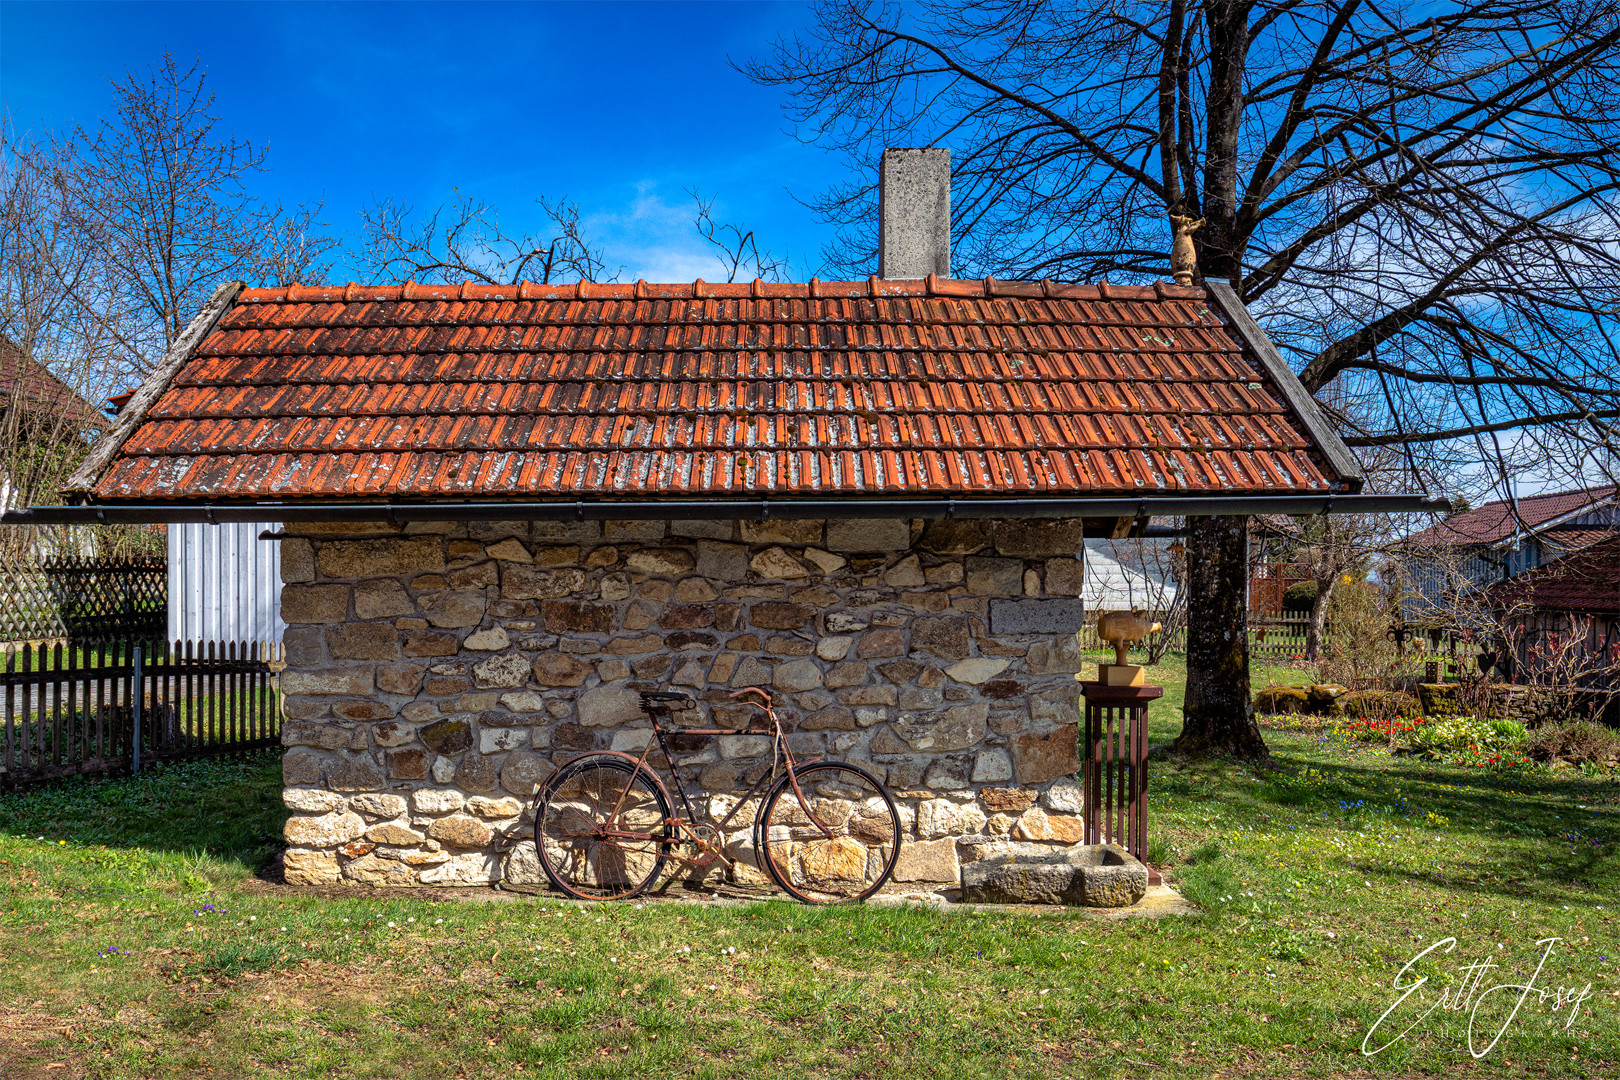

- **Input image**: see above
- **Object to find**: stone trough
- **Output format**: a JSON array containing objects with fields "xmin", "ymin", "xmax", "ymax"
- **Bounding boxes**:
[{"xmin": 959, "ymin": 842, "xmax": 1148, "ymax": 907}]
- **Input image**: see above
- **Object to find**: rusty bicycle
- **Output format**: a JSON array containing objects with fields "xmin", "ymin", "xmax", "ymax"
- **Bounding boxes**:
[{"xmin": 532, "ymin": 686, "xmax": 902, "ymax": 904}]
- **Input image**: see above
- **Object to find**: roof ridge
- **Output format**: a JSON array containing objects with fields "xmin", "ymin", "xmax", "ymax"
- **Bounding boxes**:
[{"xmin": 241, "ymin": 278, "xmax": 1206, "ymax": 305}]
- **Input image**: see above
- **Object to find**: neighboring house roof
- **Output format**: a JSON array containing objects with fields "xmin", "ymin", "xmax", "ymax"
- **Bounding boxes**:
[
  {"xmin": 1406, "ymin": 485, "xmax": 1617, "ymax": 548},
  {"xmin": 0, "ymin": 338, "xmax": 106, "ymax": 434},
  {"xmin": 65, "ymin": 276, "xmax": 1365, "ymax": 505},
  {"xmin": 1491, "ymin": 534, "xmax": 1620, "ymax": 615},
  {"xmin": 1540, "ymin": 525, "xmax": 1618, "ymax": 556}
]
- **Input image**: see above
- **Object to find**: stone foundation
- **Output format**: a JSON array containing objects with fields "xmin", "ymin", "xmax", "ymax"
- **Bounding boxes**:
[{"xmin": 277, "ymin": 516, "xmax": 1097, "ymax": 888}]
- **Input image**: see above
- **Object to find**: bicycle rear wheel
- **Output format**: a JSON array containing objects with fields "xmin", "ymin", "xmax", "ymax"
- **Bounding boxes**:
[
  {"xmin": 535, "ymin": 755, "xmax": 673, "ymax": 901},
  {"xmin": 758, "ymin": 761, "xmax": 901, "ymax": 904}
]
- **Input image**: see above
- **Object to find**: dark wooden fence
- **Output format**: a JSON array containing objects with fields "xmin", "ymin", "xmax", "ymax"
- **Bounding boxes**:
[
  {"xmin": 0, "ymin": 556, "xmax": 168, "ymax": 644},
  {"xmin": 0, "ymin": 639, "xmax": 282, "ymax": 789}
]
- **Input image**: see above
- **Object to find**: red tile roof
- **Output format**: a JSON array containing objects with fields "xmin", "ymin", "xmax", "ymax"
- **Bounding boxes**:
[
  {"xmin": 88, "ymin": 277, "xmax": 1354, "ymax": 503},
  {"xmin": 1406, "ymin": 486, "xmax": 1618, "ymax": 547},
  {"xmin": 1492, "ymin": 533, "xmax": 1620, "ymax": 614},
  {"xmin": 0, "ymin": 339, "xmax": 107, "ymax": 433}
]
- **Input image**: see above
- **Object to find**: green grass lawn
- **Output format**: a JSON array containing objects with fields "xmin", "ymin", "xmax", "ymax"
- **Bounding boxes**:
[{"xmin": 0, "ymin": 654, "xmax": 1615, "ymax": 1079}]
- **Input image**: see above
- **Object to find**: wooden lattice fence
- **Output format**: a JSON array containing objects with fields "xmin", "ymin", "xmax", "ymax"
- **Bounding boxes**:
[
  {"xmin": 0, "ymin": 556, "xmax": 167, "ymax": 644},
  {"xmin": 0, "ymin": 639, "xmax": 282, "ymax": 789}
]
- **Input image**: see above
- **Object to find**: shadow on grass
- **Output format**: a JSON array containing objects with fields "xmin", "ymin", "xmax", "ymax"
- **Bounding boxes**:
[{"xmin": 0, "ymin": 750, "xmax": 287, "ymax": 872}]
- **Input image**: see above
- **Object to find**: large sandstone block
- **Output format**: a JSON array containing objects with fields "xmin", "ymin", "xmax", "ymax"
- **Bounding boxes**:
[
  {"xmin": 892, "ymin": 703, "xmax": 988, "ymax": 751},
  {"xmin": 282, "ymin": 584, "xmax": 350, "ymax": 624},
  {"xmin": 993, "ymin": 519, "xmax": 1085, "ymax": 558},
  {"xmin": 427, "ymin": 814, "xmax": 494, "ymax": 848},
  {"xmin": 282, "ymin": 848, "xmax": 341, "ymax": 885},
  {"xmin": 419, "ymin": 851, "xmax": 502, "ymax": 885},
  {"xmin": 740, "ymin": 519, "xmax": 822, "ymax": 545},
  {"xmin": 401, "ymin": 631, "xmax": 459, "ymax": 657},
  {"xmin": 501, "ymin": 752, "xmax": 554, "ymax": 796},
  {"xmin": 892, "ymin": 837, "xmax": 959, "ymax": 882},
  {"xmin": 325, "ymin": 622, "xmax": 401, "ymax": 661},
  {"xmin": 284, "ymin": 810, "xmax": 365, "ymax": 848},
  {"xmin": 281, "ymin": 667, "xmax": 375, "ymax": 697},
  {"xmin": 1012, "ymin": 806, "xmax": 1087, "ymax": 843},
  {"xmin": 280, "ymin": 538, "xmax": 316, "ymax": 583},
  {"xmin": 750, "ymin": 547, "xmax": 809, "ymax": 579},
  {"xmin": 317, "ymin": 537, "xmax": 445, "ymax": 578},
  {"xmin": 1043, "ymin": 557, "xmax": 1084, "ymax": 596},
  {"xmin": 473, "ymin": 652, "xmax": 530, "ymax": 688},
  {"xmin": 964, "ymin": 557, "xmax": 1023, "ymax": 596},
  {"xmin": 283, "ymin": 748, "xmax": 327, "ymax": 786},
  {"xmin": 578, "ymin": 686, "xmax": 644, "ymax": 727},
  {"xmin": 1010, "ymin": 724, "xmax": 1080, "ymax": 785},
  {"xmin": 327, "ymin": 753, "xmax": 386, "ymax": 791},
  {"xmin": 424, "ymin": 591, "xmax": 487, "ymax": 629},
  {"xmin": 502, "ymin": 565, "xmax": 586, "ymax": 599},
  {"xmin": 626, "ymin": 549, "xmax": 696, "ymax": 576},
  {"xmin": 281, "ymin": 719, "xmax": 352, "ymax": 750},
  {"xmin": 748, "ymin": 602, "xmax": 815, "ymax": 630},
  {"xmin": 918, "ymin": 520, "xmax": 989, "ymax": 555},
  {"xmin": 344, "ymin": 853, "xmax": 417, "ymax": 886},
  {"xmin": 283, "ymin": 787, "xmax": 345, "ymax": 813},
  {"xmin": 911, "ymin": 617, "xmax": 970, "ymax": 660},
  {"xmin": 825, "ymin": 518, "xmax": 909, "ymax": 552}
]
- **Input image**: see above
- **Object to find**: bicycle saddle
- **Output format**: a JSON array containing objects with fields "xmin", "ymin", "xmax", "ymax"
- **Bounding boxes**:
[{"xmin": 637, "ymin": 691, "xmax": 696, "ymax": 716}]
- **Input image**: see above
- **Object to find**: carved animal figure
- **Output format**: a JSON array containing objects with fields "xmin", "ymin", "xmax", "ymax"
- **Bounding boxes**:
[
  {"xmin": 1096, "ymin": 608, "xmax": 1162, "ymax": 666},
  {"xmin": 1168, "ymin": 213, "xmax": 1205, "ymax": 286}
]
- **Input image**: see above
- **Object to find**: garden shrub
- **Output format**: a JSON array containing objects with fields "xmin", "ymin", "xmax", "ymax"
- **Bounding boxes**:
[
  {"xmin": 1406, "ymin": 714, "xmax": 1528, "ymax": 758},
  {"xmin": 1522, "ymin": 720, "xmax": 1620, "ymax": 767},
  {"xmin": 1282, "ymin": 581, "xmax": 1317, "ymax": 612}
]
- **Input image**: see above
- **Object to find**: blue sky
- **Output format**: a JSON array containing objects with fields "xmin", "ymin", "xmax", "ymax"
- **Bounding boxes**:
[{"xmin": 0, "ymin": 0, "xmax": 849, "ymax": 282}]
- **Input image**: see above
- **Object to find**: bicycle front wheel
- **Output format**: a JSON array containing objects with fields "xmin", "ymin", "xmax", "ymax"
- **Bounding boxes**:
[
  {"xmin": 758, "ymin": 762, "xmax": 902, "ymax": 904},
  {"xmin": 535, "ymin": 755, "xmax": 673, "ymax": 901}
]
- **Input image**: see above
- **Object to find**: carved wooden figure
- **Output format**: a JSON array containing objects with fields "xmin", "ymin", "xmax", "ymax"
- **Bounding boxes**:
[
  {"xmin": 1168, "ymin": 213, "xmax": 1204, "ymax": 286},
  {"xmin": 1092, "ymin": 608, "xmax": 1162, "ymax": 686}
]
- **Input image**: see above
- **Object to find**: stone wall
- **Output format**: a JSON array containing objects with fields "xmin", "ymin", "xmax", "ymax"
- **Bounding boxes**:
[{"xmin": 277, "ymin": 516, "xmax": 1097, "ymax": 889}]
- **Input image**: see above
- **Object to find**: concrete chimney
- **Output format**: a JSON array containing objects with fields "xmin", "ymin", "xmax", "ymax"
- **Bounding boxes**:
[{"xmin": 879, "ymin": 148, "xmax": 950, "ymax": 279}]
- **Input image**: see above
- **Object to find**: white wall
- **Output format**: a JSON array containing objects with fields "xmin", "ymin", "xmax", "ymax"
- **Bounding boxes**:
[
  {"xmin": 1080, "ymin": 538, "xmax": 1180, "ymax": 612},
  {"xmin": 168, "ymin": 521, "xmax": 284, "ymax": 643}
]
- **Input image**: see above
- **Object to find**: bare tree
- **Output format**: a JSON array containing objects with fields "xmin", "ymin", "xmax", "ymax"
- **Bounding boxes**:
[
  {"xmin": 357, "ymin": 193, "xmax": 615, "ymax": 285},
  {"xmin": 750, "ymin": 0, "xmax": 1620, "ymax": 759},
  {"xmin": 1, "ymin": 122, "xmax": 138, "ymax": 559},
  {"xmin": 3, "ymin": 55, "xmax": 327, "ymax": 555},
  {"xmin": 29, "ymin": 54, "xmax": 334, "ymax": 382},
  {"xmin": 689, "ymin": 189, "xmax": 791, "ymax": 282}
]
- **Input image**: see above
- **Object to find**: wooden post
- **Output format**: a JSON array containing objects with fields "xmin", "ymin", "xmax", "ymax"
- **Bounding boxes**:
[
  {"xmin": 1078, "ymin": 681, "xmax": 1164, "ymax": 885},
  {"xmin": 132, "ymin": 646, "xmax": 143, "ymax": 774}
]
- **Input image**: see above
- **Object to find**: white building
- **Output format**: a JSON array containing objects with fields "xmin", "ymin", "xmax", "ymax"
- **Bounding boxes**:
[
  {"xmin": 1079, "ymin": 537, "xmax": 1180, "ymax": 613},
  {"xmin": 167, "ymin": 521, "xmax": 284, "ymax": 643}
]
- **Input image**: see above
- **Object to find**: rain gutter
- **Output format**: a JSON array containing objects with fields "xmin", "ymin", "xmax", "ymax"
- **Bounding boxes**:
[{"xmin": 3, "ymin": 493, "xmax": 1449, "ymax": 526}]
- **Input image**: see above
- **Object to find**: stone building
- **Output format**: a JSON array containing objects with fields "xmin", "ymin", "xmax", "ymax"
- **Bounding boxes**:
[
  {"xmin": 18, "ymin": 267, "xmax": 1379, "ymax": 891},
  {"xmin": 7, "ymin": 141, "xmax": 1396, "ymax": 894}
]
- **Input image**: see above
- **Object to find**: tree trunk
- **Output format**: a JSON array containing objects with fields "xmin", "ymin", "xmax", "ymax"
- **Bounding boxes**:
[
  {"xmin": 1173, "ymin": 515, "xmax": 1270, "ymax": 761},
  {"xmin": 1304, "ymin": 574, "xmax": 1337, "ymax": 662}
]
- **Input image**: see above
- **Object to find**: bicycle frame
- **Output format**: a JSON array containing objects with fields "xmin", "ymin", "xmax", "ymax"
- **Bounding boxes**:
[{"xmin": 592, "ymin": 688, "xmax": 833, "ymax": 871}]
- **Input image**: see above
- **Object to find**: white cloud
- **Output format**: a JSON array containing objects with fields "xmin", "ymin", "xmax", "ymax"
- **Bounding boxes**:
[{"xmin": 585, "ymin": 181, "xmax": 790, "ymax": 283}]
